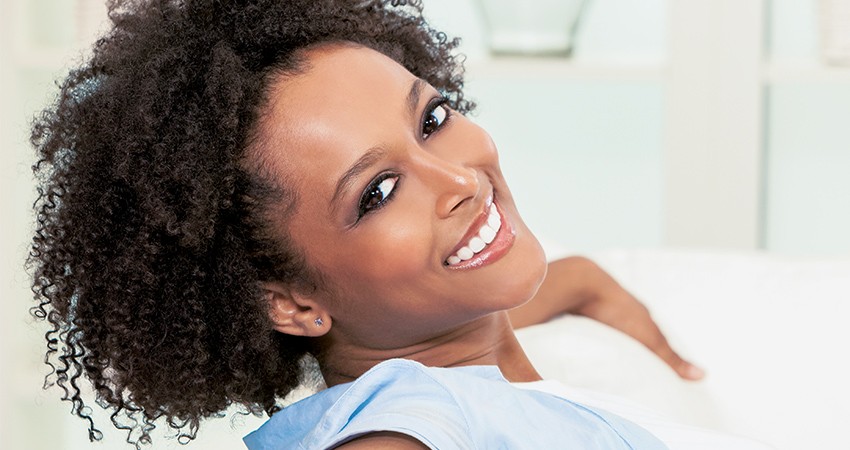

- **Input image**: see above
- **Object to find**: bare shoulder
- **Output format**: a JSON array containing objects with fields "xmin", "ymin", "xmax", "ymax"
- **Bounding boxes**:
[{"xmin": 331, "ymin": 431, "xmax": 430, "ymax": 449}]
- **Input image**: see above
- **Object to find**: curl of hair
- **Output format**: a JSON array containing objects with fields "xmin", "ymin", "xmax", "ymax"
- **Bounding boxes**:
[{"xmin": 28, "ymin": 0, "xmax": 473, "ymax": 446}]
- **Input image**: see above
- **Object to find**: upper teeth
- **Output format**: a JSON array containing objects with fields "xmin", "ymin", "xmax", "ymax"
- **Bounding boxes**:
[{"xmin": 446, "ymin": 205, "xmax": 502, "ymax": 266}]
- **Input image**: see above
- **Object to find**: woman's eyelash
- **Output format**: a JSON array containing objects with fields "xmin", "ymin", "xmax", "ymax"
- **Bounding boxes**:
[
  {"xmin": 422, "ymin": 96, "xmax": 451, "ymax": 139},
  {"xmin": 357, "ymin": 172, "xmax": 400, "ymax": 220}
]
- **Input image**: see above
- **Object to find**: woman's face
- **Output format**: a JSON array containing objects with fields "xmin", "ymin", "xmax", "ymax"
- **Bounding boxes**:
[{"xmin": 259, "ymin": 44, "xmax": 546, "ymax": 348}]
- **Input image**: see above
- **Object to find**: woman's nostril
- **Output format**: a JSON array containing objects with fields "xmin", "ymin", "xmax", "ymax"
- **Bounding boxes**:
[{"xmin": 449, "ymin": 198, "xmax": 467, "ymax": 214}]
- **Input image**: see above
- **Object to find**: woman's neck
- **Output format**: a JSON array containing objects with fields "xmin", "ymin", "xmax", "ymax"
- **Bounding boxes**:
[{"xmin": 316, "ymin": 311, "xmax": 541, "ymax": 386}]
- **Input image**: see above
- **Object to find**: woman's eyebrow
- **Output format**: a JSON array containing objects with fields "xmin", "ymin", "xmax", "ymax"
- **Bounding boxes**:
[
  {"xmin": 407, "ymin": 78, "xmax": 426, "ymax": 117},
  {"xmin": 330, "ymin": 146, "xmax": 388, "ymax": 213}
]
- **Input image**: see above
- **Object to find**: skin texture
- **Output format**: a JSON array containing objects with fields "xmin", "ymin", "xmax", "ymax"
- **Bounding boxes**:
[{"xmin": 259, "ymin": 44, "xmax": 548, "ymax": 385}]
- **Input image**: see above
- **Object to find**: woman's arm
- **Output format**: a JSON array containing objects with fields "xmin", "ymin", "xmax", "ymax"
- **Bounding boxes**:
[{"xmin": 509, "ymin": 256, "xmax": 705, "ymax": 380}]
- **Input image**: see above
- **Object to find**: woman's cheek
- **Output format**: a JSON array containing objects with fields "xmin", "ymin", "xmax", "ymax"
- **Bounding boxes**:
[{"xmin": 355, "ymin": 217, "xmax": 435, "ymax": 278}]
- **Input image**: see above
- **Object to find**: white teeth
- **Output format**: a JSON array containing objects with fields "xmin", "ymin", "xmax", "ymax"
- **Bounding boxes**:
[
  {"xmin": 487, "ymin": 208, "xmax": 501, "ymax": 229},
  {"xmin": 446, "ymin": 203, "xmax": 504, "ymax": 266},
  {"xmin": 469, "ymin": 237, "xmax": 486, "ymax": 253},
  {"xmin": 479, "ymin": 225, "xmax": 496, "ymax": 244}
]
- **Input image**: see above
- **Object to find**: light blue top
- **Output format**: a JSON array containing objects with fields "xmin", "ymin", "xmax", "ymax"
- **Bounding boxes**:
[{"xmin": 243, "ymin": 359, "xmax": 669, "ymax": 449}]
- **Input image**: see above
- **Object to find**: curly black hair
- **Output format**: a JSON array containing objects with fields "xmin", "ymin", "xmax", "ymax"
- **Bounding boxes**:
[{"xmin": 28, "ymin": 0, "xmax": 474, "ymax": 446}]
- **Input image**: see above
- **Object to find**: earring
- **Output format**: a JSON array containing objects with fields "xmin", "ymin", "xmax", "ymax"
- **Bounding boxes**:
[{"xmin": 314, "ymin": 317, "xmax": 324, "ymax": 327}]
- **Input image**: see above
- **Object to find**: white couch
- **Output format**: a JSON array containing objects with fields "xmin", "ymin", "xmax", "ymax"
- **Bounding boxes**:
[{"xmin": 517, "ymin": 247, "xmax": 850, "ymax": 450}]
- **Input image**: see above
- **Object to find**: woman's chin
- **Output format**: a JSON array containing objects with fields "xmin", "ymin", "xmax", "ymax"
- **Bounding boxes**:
[
  {"xmin": 493, "ymin": 225, "xmax": 548, "ymax": 310},
  {"xmin": 518, "ymin": 227, "xmax": 548, "ymax": 298}
]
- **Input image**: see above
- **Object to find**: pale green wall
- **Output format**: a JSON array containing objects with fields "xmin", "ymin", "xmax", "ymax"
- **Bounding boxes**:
[
  {"xmin": 765, "ymin": 0, "xmax": 850, "ymax": 254},
  {"xmin": 769, "ymin": 0, "xmax": 818, "ymax": 62},
  {"xmin": 765, "ymin": 84, "xmax": 850, "ymax": 254}
]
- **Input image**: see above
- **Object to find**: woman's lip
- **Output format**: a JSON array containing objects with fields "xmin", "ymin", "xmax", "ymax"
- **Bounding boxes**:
[{"xmin": 443, "ymin": 198, "xmax": 515, "ymax": 270}]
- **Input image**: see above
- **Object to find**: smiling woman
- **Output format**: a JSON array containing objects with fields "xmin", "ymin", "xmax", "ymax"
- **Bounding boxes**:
[{"xmin": 28, "ymin": 1, "xmax": 766, "ymax": 449}]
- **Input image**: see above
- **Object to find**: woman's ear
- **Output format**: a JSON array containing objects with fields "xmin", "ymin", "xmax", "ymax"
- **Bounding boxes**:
[{"xmin": 263, "ymin": 281, "xmax": 331, "ymax": 337}]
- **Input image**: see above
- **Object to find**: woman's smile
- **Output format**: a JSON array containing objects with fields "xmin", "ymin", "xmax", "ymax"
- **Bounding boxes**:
[{"xmin": 444, "ymin": 195, "xmax": 516, "ymax": 270}]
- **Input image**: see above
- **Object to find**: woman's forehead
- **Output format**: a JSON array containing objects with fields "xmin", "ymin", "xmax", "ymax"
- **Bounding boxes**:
[
  {"xmin": 256, "ymin": 45, "xmax": 420, "ymax": 197},
  {"xmin": 270, "ymin": 44, "xmax": 414, "ymax": 109}
]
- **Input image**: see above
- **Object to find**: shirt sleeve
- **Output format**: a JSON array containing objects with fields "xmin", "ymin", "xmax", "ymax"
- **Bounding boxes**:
[{"xmin": 304, "ymin": 360, "xmax": 476, "ymax": 450}]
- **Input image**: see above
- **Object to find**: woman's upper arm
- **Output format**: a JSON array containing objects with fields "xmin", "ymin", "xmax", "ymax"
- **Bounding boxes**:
[{"xmin": 331, "ymin": 431, "xmax": 430, "ymax": 450}]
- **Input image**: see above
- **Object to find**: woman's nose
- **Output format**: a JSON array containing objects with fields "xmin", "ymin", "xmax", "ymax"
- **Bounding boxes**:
[{"xmin": 432, "ymin": 161, "xmax": 480, "ymax": 219}]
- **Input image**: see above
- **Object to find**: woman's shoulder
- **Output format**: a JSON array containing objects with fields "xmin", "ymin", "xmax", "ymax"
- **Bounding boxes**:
[{"xmin": 243, "ymin": 359, "xmax": 481, "ymax": 450}]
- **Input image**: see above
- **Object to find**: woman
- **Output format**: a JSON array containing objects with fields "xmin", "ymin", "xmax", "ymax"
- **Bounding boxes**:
[{"xmin": 30, "ymin": 0, "xmax": 726, "ymax": 448}]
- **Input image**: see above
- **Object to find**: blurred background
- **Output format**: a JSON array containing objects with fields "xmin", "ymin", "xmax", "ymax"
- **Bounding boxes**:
[{"xmin": 1, "ymin": 0, "xmax": 848, "ymax": 448}]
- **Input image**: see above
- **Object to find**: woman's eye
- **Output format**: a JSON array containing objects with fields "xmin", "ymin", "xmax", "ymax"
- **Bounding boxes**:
[
  {"xmin": 358, "ymin": 174, "xmax": 399, "ymax": 218},
  {"xmin": 422, "ymin": 101, "xmax": 449, "ymax": 139}
]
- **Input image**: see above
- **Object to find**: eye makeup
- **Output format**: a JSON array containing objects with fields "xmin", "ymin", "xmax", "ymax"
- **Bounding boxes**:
[
  {"xmin": 421, "ymin": 96, "xmax": 451, "ymax": 140},
  {"xmin": 356, "ymin": 172, "xmax": 400, "ymax": 220}
]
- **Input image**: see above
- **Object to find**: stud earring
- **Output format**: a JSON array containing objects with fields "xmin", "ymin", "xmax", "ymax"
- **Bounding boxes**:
[{"xmin": 314, "ymin": 317, "xmax": 324, "ymax": 327}]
